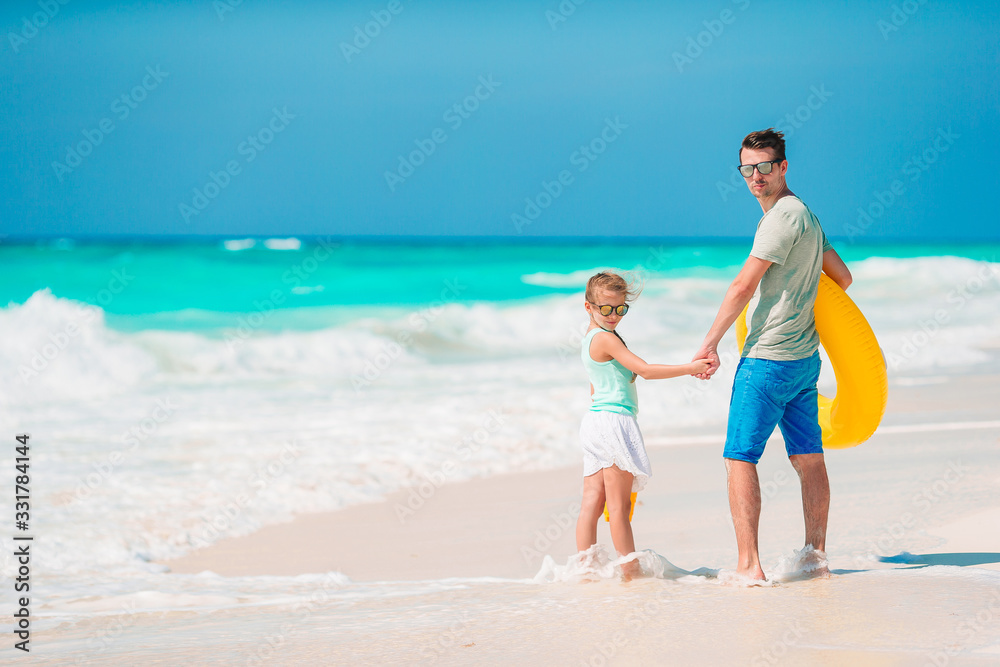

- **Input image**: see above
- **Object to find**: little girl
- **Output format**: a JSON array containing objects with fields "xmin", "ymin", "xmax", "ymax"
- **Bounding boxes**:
[{"xmin": 577, "ymin": 271, "xmax": 711, "ymax": 580}]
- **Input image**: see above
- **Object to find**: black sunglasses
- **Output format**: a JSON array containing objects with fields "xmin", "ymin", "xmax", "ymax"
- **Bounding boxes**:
[
  {"xmin": 589, "ymin": 302, "xmax": 629, "ymax": 316},
  {"xmin": 738, "ymin": 160, "xmax": 783, "ymax": 178}
]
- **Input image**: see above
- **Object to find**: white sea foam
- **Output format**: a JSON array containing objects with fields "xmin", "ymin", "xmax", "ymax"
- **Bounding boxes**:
[
  {"xmin": 533, "ymin": 545, "xmax": 713, "ymax": 584},
  {"xmin": 290, "ymin": 285, "xmax": 325, "ymax": 295},
  {"xmin": 770, "ymin": 545, "xmax": 830, "ymax": 582},
  {"xmin": 0, "ymin": 289, "xmax": 159, "ymax": 404},
  {"xmin": 714, "ymin": 569, "xmax": 777, "ymax": 587},
  {"xmin": 521, "ymin": 268, "xmax": 611, "ymax": 288},
  {"xmin": 263, "ymin": 237, "xmax": 302, "ymax": 250},
  {"xmin": 222, "ymin": 238, "xmax": 257, "ymax": 251},
  {"xmin": 534, "ymin": 545, "xmax": 827, "ymax": 587}
]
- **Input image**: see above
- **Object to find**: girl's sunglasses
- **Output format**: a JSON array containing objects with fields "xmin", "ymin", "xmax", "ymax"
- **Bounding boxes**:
[
  {"xmin": 590, "ymin": 303, "xmax": 629, "ymax": 316},
  {"xmin": 738, "ymin": 159, "xmax": 782, "ymax": 178}
]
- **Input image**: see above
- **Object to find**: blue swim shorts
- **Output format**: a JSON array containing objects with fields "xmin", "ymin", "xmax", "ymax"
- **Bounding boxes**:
[{"xmin": 723, "ymin": 351, "xmax": 823, "ymax": 464}]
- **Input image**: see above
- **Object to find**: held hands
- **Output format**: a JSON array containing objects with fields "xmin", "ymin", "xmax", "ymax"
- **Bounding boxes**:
[
  {"xmin": 691, "ymin": 344, "xmax": 721, "ymax": 380},
  {"xmin": 688, "ymin": 358, "xmax": 713, "ymax": 377}
]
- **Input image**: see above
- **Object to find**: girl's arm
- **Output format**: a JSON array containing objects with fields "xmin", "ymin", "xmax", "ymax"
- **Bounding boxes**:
[{"xmin": 591, "ymin": 331, "xmax": 711, "ymax": 380}]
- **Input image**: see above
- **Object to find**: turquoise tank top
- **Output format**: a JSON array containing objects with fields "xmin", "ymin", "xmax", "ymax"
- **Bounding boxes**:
[{"xmin": 581, "ymin": 327, "xmax": 638, "ymax": 416}]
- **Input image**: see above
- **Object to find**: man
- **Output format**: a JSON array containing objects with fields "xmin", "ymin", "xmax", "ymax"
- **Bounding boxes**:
[{"xmin": 693, "ymin": 128, "xmax": 852, "ymax": 580}]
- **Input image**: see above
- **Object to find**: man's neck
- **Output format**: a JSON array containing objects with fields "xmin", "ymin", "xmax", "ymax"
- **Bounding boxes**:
[{"xmin": 758, "ymin": 186, "xmax": 795, "ymax": 214}]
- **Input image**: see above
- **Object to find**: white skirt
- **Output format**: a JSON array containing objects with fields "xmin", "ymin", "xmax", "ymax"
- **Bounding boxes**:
[{"xmin": 579, "ymin": 411, "xmax": 651, "ymax": 493}]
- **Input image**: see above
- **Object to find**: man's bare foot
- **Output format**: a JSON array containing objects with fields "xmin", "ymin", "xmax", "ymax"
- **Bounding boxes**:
[
  {"xmin": 769, "ymin": 545, "xmax": 830, "ymax": 583},
  {"xmin": 798, "ymin": 546, "xmax": 829, "ymax": 577},
  {"xmin": 718, "ymin": 568, "xmax": 772, "ymax": 587},
  {"xmin": 735, "ymin": 554, "xmax": 766, "ymax": 581},
  {"xmin": 736, "ymin": 566, "xmax": 767, "ymax": 581}
]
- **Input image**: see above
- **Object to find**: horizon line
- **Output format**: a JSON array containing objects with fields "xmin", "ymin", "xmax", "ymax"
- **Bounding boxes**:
[{"xmin": 4, "ymin": 234, "xmax": 1000, "ymax": 246}]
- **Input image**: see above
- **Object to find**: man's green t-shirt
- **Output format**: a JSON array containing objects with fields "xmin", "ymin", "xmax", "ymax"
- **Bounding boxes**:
[{"xmin": 743, "ymin": 195, "xmax": 832, "ymax": 361}]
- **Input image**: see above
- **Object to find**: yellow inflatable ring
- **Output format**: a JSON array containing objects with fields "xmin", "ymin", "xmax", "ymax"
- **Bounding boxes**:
[{"xmin": 736, "ymin": 273, "xmax": 888, "ymax": 449}]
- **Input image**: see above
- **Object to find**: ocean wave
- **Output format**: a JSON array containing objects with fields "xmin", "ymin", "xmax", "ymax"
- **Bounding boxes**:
[
  {"xmin": 222, "ymin": 238, "xmax": 256, "ymax": 251},
  {"xmin": 263, "ymin": 237, "xmax": 302, "ymax": 250},
  {"xmin": 4, "ymin": 254, "xmax": 999, "ymax": 409},
  {"xmin": 0, "ymin": 290, "xmax": 428, "ymax": 405},
  {"xmin": 521, "ymin": 268, "xmax": 611, "ymax": 288},
  {"xmin": 0, "ymin": 289, "xmax": 158, "ymax": 404}
]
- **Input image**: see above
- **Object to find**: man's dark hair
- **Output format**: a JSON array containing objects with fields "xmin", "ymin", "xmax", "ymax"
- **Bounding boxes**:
[{"xmin": 740, "ymin": 128, "xmax": 786, "ymax": 163}]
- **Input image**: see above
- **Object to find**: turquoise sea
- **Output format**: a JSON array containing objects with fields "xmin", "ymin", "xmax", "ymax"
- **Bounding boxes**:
[{"xmin": 2, "ymin": 237, "xmax": 998, "ymax": 330}]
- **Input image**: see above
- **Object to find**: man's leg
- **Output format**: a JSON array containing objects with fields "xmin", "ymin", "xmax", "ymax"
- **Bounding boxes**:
[
  {"xmin": 780, "ymin": 353, "xmax": 827, "ymax": 552},
  {"xmin": 725, "ymin": 458, "xmax": 766, "ymax": 579},
  {"xmin": 789, "ymin": 453, "xmax": 829, "ymax": 552},
  {"xmin": 723, "ymin": 357, "xmax": 776, "ymax": 580}
]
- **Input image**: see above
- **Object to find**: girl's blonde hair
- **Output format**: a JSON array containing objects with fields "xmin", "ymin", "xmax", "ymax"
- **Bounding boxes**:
[{"xmin": 585, "ymin": 271, "xmax": 642, "ymax": 304}]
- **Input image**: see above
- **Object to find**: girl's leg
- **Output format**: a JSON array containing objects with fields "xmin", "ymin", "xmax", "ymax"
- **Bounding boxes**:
[
  {"xmin": 603, "ymin": 465, "xmax": 640, "ymax": 580},
  {"xmin": 576, "ymin": 471, "xmax": 606, "ymax": 551}
]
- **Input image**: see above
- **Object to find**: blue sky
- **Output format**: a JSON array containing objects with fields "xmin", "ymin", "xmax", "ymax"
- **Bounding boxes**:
[{"xmin": 1, "ymin": 0, "xmax": 997, "ymax": 240}]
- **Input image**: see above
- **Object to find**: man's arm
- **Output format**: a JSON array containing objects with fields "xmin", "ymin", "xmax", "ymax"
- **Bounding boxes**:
[
  {"xmin": 692, "ymin": 255, "xmax": 772, "ymax": 378},
  {"xmin": 822, "ymin": 248, "xmax": 852, "ymax": 290}
]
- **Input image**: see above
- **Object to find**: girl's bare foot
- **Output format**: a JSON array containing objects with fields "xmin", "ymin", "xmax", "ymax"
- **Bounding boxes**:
[{"xmin": 621, "ymin": 556, "xmax": 640, "ymax": 582}]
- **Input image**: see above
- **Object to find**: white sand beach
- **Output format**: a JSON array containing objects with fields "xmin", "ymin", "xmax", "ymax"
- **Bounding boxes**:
[{"xmin": 24, "ymin": 372, "xmax": 999, "ymax": 665}]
